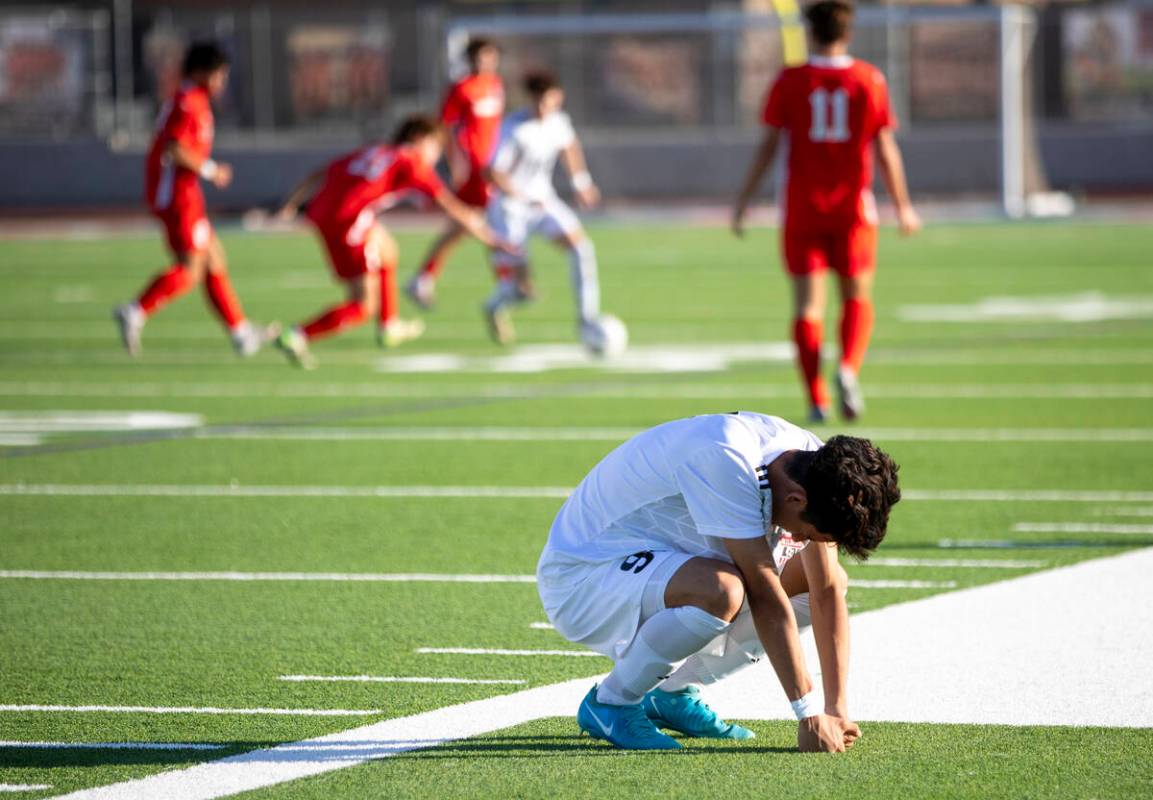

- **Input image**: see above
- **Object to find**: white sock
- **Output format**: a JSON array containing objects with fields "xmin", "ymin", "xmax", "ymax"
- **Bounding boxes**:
[
  {"xmin": 568, "ymin": 240, "xmax": 600, "ymax": 325},
  {"xmin": 660, "ymin": 594, "xmax": 812, "ymax": 692},
  {"xmin": 229, "ymin": 320, "xmax": 252, "ymax": 339},
  {"xmin": 596, "ymin": 606, "xmax": 730, "ymax": 706}
]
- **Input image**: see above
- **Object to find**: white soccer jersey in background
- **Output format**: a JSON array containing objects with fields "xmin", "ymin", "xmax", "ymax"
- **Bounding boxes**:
[{"xmin": 490, "ymin": 108, "xmax": 576, "ymax": 203}]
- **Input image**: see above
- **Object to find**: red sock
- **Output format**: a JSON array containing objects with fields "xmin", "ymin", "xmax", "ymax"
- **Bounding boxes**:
[
  {"xmin": 137, "ymin": 264, "xmax": 195, "ymax": 316},
  {"xmin": 301, "ymin": 300, "xmax": 368, "ymax": 341},
  {"xmin": 204, "ymin": 272, "xmax": 245, "ymax": 329},
  {"xmin": 379, "ymin": 265, "xmax": 398, "ymax": 326},
  {"xmin": 839, "ymin": 297, "xmax": 875, "ymax": 373},
  {"xmin": 419, "ymin": 254, "xmax": 444, "ymax": 279},
  {"xmin": 793, "ymin": 317, "xmax": 828, "ymax": 409}
]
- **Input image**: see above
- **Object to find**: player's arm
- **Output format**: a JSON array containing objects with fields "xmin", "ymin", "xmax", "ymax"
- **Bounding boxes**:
[
  {"xmin": 730, "ymin": 127, "xmax": 781, "ymax": 238},
  {"xmin": 164, "ymin": 140, "xmax": 232, "ymax": 189},
  {"xmin": 724, "ymin": 536, "xmax": 859, "ymax": 752},
  {"xmin": 874, "ymin": 128, "xmax": 921, "ymax": 236},
  {"xmin": 440, "ymin": 86, "xmax": 469, "ymax": 183},
  {"xmin": 276, "ymin": 168, "xmax": 326, "ymax": 220},
  {"xmin": 801, "ymin": 541, "xmax": 852, "ymax": 720},
  {"xmin": 432, "ymin": 188, "xmax": 513, "ymax": 254},
  {"xmin": 560, "ymin": 137, "xmax": 599, "ymax": 209}
]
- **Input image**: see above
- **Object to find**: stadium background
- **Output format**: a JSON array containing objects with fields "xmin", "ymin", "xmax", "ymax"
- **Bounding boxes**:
[{"xmin": 1, "ymin": 0, "xmax": 1151, "ymax": 213}]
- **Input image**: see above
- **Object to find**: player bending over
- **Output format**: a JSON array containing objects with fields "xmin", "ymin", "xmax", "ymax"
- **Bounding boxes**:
[
  {"xmin": 405, "ymin": 38, "xmax": 505, "ymax": 310},
  {"xmin": 731, "ymin": 1, "xmax": 921, "ymax": 422},
  {"xmin": 115, "ymin": 42, "xmax": 276, "ymax": 357},
  {"xmin": 273, "ymin": 116, "xmax": 509, "ymax": 369},
  {"xmin": 482, "ymin": 70, "xmax": 603, "ymax": 347},
  {"xmin": 538, "ymin": 411, "xmax": 900, "ymax": 751}
]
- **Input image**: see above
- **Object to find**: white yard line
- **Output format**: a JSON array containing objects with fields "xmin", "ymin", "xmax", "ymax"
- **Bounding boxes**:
[
  {"xmin": 4, "ymin": 484, "xmax": 1153, "ymax": 503},
  {"xmin": 278, "ymin": 676, "xmax": 526, "ymax": 686},
  {"xmin": 0, "ymin": 705, "xmax": 380, "ymax": 717},
  {"xmin": 938, "ymin": 539, "xmax": 1096, "ymax": 550},
  {"xmin": 859, "ymin": 557, "xmax": 1045, "ymax": 569},
  {"xmin": 1094, "ymin": 507, "xmax": 1153, "ymax": 518},
  {"xmin": 529, "ymin": 622, "xmax": 555, "ymax": 630},
  {"xmin": 0, "ymin": 741, "xmax": 225, "ymax": 751},
  {"xmin": 415, "ymin": 648, "xmax": 603, "ymax": 658},
  {"xmin": 54, "ymin": 548, "xmax": 1153, "ymax": 800},
  {"xmin": 1, "ymin": 381, "xmax": 1152, "ymax": 400},
  {"xmin": 0, "ymin": 484, "xmax": 572, "ymax": 500},
  {"xmin": 0, "ymin": 571, "xmax": 537, "ymax": 584},
  {"xmin": 1013, "ymin": 522, "xmax": 1153, "ymax": 535},
  {"xmin": 848, "ymin": 579, "xmax": 956, "ymax": 589}
]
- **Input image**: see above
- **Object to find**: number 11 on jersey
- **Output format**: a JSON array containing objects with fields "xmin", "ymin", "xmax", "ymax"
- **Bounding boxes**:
[{"xmin": 809, "ymin": 88, "xmax": 850, "ymax": 143}]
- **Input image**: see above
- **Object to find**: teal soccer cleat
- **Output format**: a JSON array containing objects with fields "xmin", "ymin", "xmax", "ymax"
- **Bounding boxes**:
[
  {"xmin": 577, "ymin": 685, "xmax": 682, "ymax": 750},
  {"xmin": 644, "ymin": 686, "xmax": 756, "ymax": 740}
]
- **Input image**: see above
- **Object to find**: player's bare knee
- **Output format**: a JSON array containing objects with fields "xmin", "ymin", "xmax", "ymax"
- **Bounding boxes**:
[{"xmin": 710, "ymin": 567, "xmax": 747, "ymax": 621}]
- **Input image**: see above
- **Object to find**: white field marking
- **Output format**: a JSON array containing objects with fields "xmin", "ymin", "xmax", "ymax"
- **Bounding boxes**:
[
  {"xmin": 0, "ymin": 741, "xmax": 224, "ymax": 751},
  {"xmin": 899, "ymin": 292, "xmax": 1153, "ymax": 324},
  {"xmin": 53, "ymin": 286, "xmax": 96, "ymax": 304},
  {"xmin": 58, "ymin": 549, "xmax": 1153, "ymax": 800},
  {"xmin": 847, "ymin": 579, "xmax": 956, "ymax": 589},
  {"xmin": 1013, "ymin": 522, "xmax": 1153, "ymax": 535},
  {"xmin": 5, "ymin": 484, "xmax": 1153, "ymax": 504},
  {"xmin": 3, "ymin": 381, "xmax": 1153, "ymax": 400},
  {"xmin": 858, "ymin": 557, "xmax": 1045, "ymax": 569},
  {"xmin": 0, "ymin": 705, "xmax": 380, "ymax": 717},
  {"xmin": 195, "ymin": 425, "xmax": 1153, "ymax": 444},
  {"xmin": 0, "ymin": 484, "xmax": 572, "ymax": 500},
  {"xmin": 278, "ymin": 676, "xmax": 526, "ymax": 686},
  {"xmin": 938, "ymin": 539, "xmax": 1096, "ymax": 550},
  {"xmin": 415, "ymin": 648, "xmax": 603, "ymax": 658},
  {"xmin": 0, "ymin": 786, "xmax": 52, "ymax": 793},
  {"xmin": 529, "ymin": 622, "xmax": 555, "ymax": 630},
  {"xmin": 0, "ymin": 434, "xmax": 41, "ymax": 446},
  {"xmin": 0, "ymin": 411, "xmax": 202, "ymax": 434},
  {"xmin": 0, "ymin": 571, "xmax": 537, "ymax": 584}
]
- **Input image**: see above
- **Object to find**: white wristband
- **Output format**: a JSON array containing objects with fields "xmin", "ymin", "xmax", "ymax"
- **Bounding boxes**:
[
  {"xmin": 199, "ymin": 159, "xmax": 219, "ymax": 180},
  {"xmin": 791, "ymin": 690, "xmax": 821, "ymax": 721},
  {"xmin": 571, "ymin": 171, "xmax": 592, "ymax": 191}
]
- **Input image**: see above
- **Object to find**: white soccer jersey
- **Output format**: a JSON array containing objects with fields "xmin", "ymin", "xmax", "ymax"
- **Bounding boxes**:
[
  {"xmin": 538, "ymin": 413, "xmax": 822, "ymax": 590},
  {"xmin": 490, "ymin": 108, "xmax": 576, "ymax": 203}
]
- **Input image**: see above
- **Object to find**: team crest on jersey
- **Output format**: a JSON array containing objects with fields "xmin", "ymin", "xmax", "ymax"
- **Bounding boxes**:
[{"xmin": 473, "ymin": 95, "xmax": 503, "ymax": 117}]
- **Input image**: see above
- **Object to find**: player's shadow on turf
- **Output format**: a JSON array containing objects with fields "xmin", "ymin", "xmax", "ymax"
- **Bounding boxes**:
[{"xmin": 0, "ymin": 746, "xmax": 258, "ymax": 769}]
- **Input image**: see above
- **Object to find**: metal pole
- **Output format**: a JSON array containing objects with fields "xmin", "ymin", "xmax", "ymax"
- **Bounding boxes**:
[
  {"xmin": 251, "ymin": 3, "xmax": 275, "ymax": 131},
  {"xmin": 1000, "ymin": 4, "xmax": 1026, "ymax": 219},
  {"xmin": 112, "ymin": 0, "xmax": 134, "ymax": 140}
]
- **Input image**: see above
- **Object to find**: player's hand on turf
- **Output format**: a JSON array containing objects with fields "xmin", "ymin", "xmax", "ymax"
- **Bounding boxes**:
[
  {"xmin": 211, "ymin": 162, "xmax": 233, "ymax": 189},
  {"xmin": 576, "ymin": 183, "xmax": 601, "ymax": 210},
  {"xmin": 797, "ymin": 714, "xmax": 852, "ymax": 753},
  {"xmin": 898, "ymin": 205, "xmax": 922, "ymax": 237}
]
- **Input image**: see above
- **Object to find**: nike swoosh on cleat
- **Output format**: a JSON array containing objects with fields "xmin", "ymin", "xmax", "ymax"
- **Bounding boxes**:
[{"xmin": 583, "ymin": 703, "xmax": 615, "ymax": 739}]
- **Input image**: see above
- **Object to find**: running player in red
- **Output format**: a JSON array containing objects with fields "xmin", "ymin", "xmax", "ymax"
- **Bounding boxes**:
[
  {"xmin": 404, "ymin": 38, "xmax": 504, "ymax": 310},
  {"xmin": 273, "ymin": 115, "xmax": 511, "ymax": 369},
  {"xmin": 731, "ymin": 1, "xmax": 920, "ymax": 422},
  {"xmin": 114, "ymin": 42, "xmax": 276, "ymax": 358}
]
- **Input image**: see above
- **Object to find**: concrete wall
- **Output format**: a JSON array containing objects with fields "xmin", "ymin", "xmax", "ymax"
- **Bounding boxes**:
[{"xmin": 1, "ymin": 125, "xmax": 1150, "ymax": 211}]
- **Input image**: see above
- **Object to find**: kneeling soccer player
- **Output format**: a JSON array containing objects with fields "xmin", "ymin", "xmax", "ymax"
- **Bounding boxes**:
[
  {"xmin": 274, "ymin": 115, "xmax": 510, "ymax": 368},
  {"xmin": 537, "ymin": 411, "xmax": 900, "ymax": 751}
]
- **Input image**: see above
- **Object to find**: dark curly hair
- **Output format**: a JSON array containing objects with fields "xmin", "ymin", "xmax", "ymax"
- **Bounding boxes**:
[
  {"xmin": 786, "ymin": 435, "xmax": 900, "ymax": 560},
  {"xmin": 182, "ymin": 42, "xmax": 229, "ymax": 77},
  {"xmin": 390, "ymin": 114, "xmax": 443, "ymax": 146},
  {"xmin": 805, "ymin": 1, "xmax": 854, "ymax": 46}
]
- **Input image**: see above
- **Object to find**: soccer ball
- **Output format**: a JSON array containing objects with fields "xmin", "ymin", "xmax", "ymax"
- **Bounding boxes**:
[{"xmin": 581, "ymin": 313, "xmax": 629, "ymax": 358}]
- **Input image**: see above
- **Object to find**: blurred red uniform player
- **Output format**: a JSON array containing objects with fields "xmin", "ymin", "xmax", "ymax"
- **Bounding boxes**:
[
  {"xmin": 733, "ymin": 1, "xmax": 920, "ymax": 422},
  {"xmin": 114, "ymin": 42, "xmax": 275, "ymax": 357},
  {"xmin": 405, "ymin": 38, "xmax": 505, "ymax": 309},
  {"xmin": 274, "ymin": 115, "xmax": 510, "ymax": 369}
]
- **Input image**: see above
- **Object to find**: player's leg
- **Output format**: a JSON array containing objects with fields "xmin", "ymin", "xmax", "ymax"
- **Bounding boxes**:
[
  {"xmin": 832, "ymin": 225, "xmax": 878, "ymax": 420},
  {"xmin": 114, "ymin": 214, "xmax": 208, "ymax": 356},
  {"xmin": 784, "ymin": 227, "xmax": 832, "ymax": 421},
  {"xmin": 374, "ymin": 225, "xmax": 424, "ymax": 347},
  {"xmin": 544, "ymin": 200, "xmax": 600, "ymax": 329},
  {"xmin": 482, "ymin": 202, "xmax": 531, "ymax": 345},
  {"xmin": 406, "ymin": 220, "xmax": 465, "ymax": 310},
  {"xmin": 202, "ymin": 232, "xmax": 279, "ymax": 357}
]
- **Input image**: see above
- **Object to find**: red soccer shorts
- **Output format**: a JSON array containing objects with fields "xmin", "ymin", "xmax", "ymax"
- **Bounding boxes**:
[
  {"xmin": 782, "ymin": 224, "xmax": 877, "ymax": 278},
  {"xmin": 455, "ymin": 168, "xmax": 491, "ymax": 208},
  {"xmin": 155, "ymin": 206, "xmax": 211, "ymax": 256},
  {"xmin": 314, "ymin": 215, "xmax": 381, "ymax": 280}
]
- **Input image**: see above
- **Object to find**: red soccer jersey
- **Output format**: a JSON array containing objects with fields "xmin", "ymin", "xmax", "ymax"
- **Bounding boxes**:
[
  {"xmin": 145, "ymin": 83, "xmax": 214, "ymax": 212},
  {"xmin": 305, "ymin": 144, "xmax": 445, "ymax": 228},
  {"xmin": 441, "ymin": 72, "xmax": 505, "ymax": 169},
  {"xmin": 762, "ymin": 56, "xmax": 895, "ymax": 231}
]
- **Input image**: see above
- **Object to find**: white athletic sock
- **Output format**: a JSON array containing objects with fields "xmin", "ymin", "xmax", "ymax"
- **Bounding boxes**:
[
  {"xmin": 484, "ymin": 278, "xmax": 524, "ymax": 313},
  {"xmin": 596, "ymin": 606, "xmax": 730, "ymax": 706},
  {"xmin": 659, "ymin": 594, "xmax": 812, "ymax": 692},
  {"xmin": 568, "ymin": 239, "xmax": 600, "ymax": 325}
]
